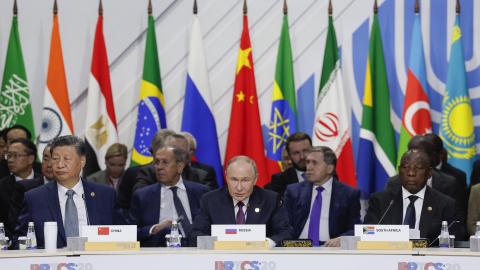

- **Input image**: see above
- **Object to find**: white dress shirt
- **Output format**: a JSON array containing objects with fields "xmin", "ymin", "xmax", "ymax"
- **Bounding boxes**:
[
  {"xmin": 232, "ymin": 198, "xmax": 250, "ymax": 221},
  {"xmin": 296, "ymin": 169, "xmax": 307, "ymax": 182},
  {"xmin": 401, "ymin": 186, "xmax": 426, "ymax": 230},
  {"xmin": 57, "ymin": 180, "xmax": 88, "ymax": 228},
  {"xmin": 14, "ymin": 170, "xmax": 34, "ymax": 181},
  {"xmin": 300, "ymin": 177, "xmax": 333, "ymax": 241}
]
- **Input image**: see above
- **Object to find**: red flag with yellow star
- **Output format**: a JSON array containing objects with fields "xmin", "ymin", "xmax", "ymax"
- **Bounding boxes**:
[{"xmin": 224, "ymin": 15, "xmax": 269, "ymax": 187}]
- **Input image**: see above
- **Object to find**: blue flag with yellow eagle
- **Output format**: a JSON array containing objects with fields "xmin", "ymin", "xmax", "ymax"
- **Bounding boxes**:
[{"xmin": 440, "ymin": 15, "xmax": 475, "ymax": 184}]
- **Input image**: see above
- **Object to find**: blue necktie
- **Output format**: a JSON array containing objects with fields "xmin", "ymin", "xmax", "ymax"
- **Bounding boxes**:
[
  {"xmin": 64, "ymin": 190, "xmax": 79, "ymax": 237},
  {"xmin": 308, "ymin": 186, "xmax": 324, "ymax": 246},
  {"xmin": 403, "ymin": 195, "xmax": 418, "ymax": 229}
]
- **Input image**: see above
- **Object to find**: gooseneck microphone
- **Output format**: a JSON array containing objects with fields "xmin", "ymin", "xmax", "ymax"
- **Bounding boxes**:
[
  {"xmin": 428, "ymin": 220, "xmax": 460, "ymax": 247},
  {"xmin": 377, "ymin": 200, "xmax": 395, "ymax": 225},
  {"xmin": 82, "ymin": 194, "xmax": 91, "ymax": 225}
]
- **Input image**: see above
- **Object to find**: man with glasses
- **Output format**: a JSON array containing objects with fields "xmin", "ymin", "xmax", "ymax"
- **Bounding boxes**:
[
  {"xmin": 0, "ymin": 138, "xmax": 42, "ymax": 242},
  {"xmin": 15, "ymin": 135, "xmax": 121, "ymax": 249}
]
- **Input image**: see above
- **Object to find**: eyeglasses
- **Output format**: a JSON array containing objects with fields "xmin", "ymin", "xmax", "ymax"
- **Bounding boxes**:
[{"xmin": 5, "ymin": 153, "xmax": 31, "ymax": 160}]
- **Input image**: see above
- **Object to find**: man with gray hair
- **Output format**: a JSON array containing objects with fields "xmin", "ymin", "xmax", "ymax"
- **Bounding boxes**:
[
  {"xmin": 133, "ymin": 133, "xmax": 217, "ymax": 191},
  {"xmin": 180, "ymin": 131, "xmax": 217, "ymax": 187},
  {"xmin": 15, "ymin": 135, "xmax": 120, "ymax": 249},
  {"xmin": 129, "ymin": 146, "xmax": 209, "ymax": 247},
  {"xmin": 190, "ymin": 155, "xmax": 292, "ymax": 247}
]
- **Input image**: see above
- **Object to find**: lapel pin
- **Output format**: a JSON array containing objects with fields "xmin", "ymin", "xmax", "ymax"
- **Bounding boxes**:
[
  {"xmin": 255, "ymin": 208, "xmax": 260, "ymax": 213},
  {"xmin": 427, "ymin": 206, "xmax": 432, "ymax": 211},
  {"xmin": 91, "ymin": 192, "xmax": 95, "ymax": 197}
]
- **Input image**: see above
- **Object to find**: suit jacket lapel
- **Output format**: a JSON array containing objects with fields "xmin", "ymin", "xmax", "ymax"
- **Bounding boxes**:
[
  {"xmin": 419, "ymin": 187, "xmax": 434, "ymax": 233},
  {"xmin": 390, "ymin": 188, "xmax": 404, "ymax": 225},
  {"xmin": 82, "ymin": 180, "xmax": 97, "ymax": 225},
  {"xmin": 47, "ymin": 182, "xmax": 66, "ymax": 243},
  {"xmin": 150, "ymin": 184, "xmax": 161, "ymax": 224},
  {"xmin": 299, "ymin": 182, "xmax": 313, "ymax": 229},
  {"xmin": 185, "ymin": 182, "xmax": 199, "ymax": 220},
  {"xmin": 329, "ymin": 180, "xmax": 339, "ymax": 236},
  {"xmin": 245, "ymin": 188, "xmax": 262, "ymax": 224}
]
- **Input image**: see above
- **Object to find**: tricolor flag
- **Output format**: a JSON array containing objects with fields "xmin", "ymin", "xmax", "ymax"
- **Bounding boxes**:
[
  {"xmin": 357, "ymin": 4, "xmax": 396, "ymax": 197},
  {"xmin": 0, "ymin": 1, "xmax": 35, "ymax": 139},
  {"xmin": 181, "ymin": 4, "xmax": 224, "ymax": 187},
  {"xmin": 312, "ymin": 2, "xmax": 356, "ymax": 187},
  {"xmin": 39, "ymin": 2, "xmax": 74, "ymax": 158},
  {"xmin": 131, "ymin": 1, "xmax": 167, "ymax": 167},
  {"xmin": 224, "ymin": 7, "xmax": 269, "ymax": 187},
  {"xmin": 396, "ymin": 4, "xmax": 431, "ymax": 167},
  {"xmin": 266, "ymin": 3, "xmax": 296, "ymax": 173},
  {"xmin": 84, "ymin": 3, "xmax": 118, "ymax": 176},
  {"xmin": 440, "ymin": 5, "xmax": 475, "ymax": 184}
]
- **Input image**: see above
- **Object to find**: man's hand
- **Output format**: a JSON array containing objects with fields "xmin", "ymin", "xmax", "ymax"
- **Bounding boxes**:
[
  {"xmin": 151, "ymin": 219, "xmax": 172, "ymax": 235},
  {"xmin": 324, "ymin": 237, "xmax": 341, "ymax": 247}
]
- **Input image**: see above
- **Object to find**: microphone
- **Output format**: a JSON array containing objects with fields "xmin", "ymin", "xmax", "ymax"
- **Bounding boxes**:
[
  {"xmin": 428, "ymin": 220, "xmax": 460, "ymax": 247},
  {"xmin": 377, "ymin": 200, "xmax": 394, "ymax": 225},
  {"xmin": 82, "ymin": 194, "xmax": 91, "ymax": 225}
]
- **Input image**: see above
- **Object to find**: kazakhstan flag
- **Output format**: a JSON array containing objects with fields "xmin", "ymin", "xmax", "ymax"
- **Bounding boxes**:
[{"xmin": 440, "ymin": 16, "xmax": 475, "ymax": 184}]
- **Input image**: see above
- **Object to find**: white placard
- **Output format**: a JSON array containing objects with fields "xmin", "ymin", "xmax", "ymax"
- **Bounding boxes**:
[
  {"xmin": 355, "ymin": 225, "xmax": 409, "ymax": 241},
  {"xmin": 80, "ymin": 225, "xmax": 137, "ymax": 242},
  {"xmin": 211, "ymin": 225, "xmax": 265, "ymax": 241}
]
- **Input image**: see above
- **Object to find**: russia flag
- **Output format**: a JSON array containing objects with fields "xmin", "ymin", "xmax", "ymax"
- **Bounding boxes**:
[{"xmin": 181, "ymin": 15, "xmax": 224, "ymax": 187}]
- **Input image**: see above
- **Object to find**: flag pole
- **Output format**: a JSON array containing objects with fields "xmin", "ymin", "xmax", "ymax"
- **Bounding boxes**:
[
  {"xmin": 148, "ymin": 0, "xmax": 152, "ymax": 15},
  {"xmin": 283, "ymin": 0, "xmax": 287, "ymax": 15},
  {"xmin": 328, "ymin": 0, "xmax": 332, "ymax": 15},
  {"xmin": 414, "ymin": 0, "xmax": 419, "ymax": 14},
  {"xmin": 193, "ymin": 0, "xmax": 198, "ymax": 14},
  {"xmin": 456, "ymin": 0, "xmax": 460, "ymax": 14},
  {"xmin": 13, "ymin": 0, "xmax": 18, "ymax": 16},
  {"xmin": 374, "ymin": 0, "xmax": 378, "ymax": 14},
  {"xmin": 54, "ymin": 0, "xmax": 58, "ymax": 15},
  {"xmin": 243, "ymin": 0, "xmax": 247, "ymax": 15},
  {"xmin": 99, "ymin": 0, "xmax": 103, "ymax": 16}
]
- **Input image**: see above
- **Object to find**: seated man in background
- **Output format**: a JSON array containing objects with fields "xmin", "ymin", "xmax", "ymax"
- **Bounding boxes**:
[
  {"xmin": 1, "ymin": 125, "xmax": 41, "ymax": 178},
  {"xmin": 15, "ymin": 135, "xmax": 120, "ymax": 248},
  {"xmin": 467, "ymin": 183, "xmax": 480, "ymax": 235},
  {"xmin": 190, "ymin": 156, "xmax": 292, "ymax": 247},
  {"xmin": 284, "ymin": 146, "xmax": 360, "ymax": 247},
  {"xmin": 0, "ymin": 138, "xmax": 43, "ymax": 240},
  {"xmin": 266, "ymin": 132, "xmax": 312, "ymax": 195},
  {"xmin": 88, "ymin": 143, "xmax": 128, "ymax": 191},
  {"xmin": 364, "ymin": 150, "xmax": 460, "ymax": 245},
  {"xmin": 41, "ymin": 144, "xmax": 55, "ymax": 184},
  {"xmin": 0, "ymin": 129, "xmax": 7, "ymax": 179},
  {"xmin": 129, "ymin": 146, "xmax": 209, "ymax": 247}
]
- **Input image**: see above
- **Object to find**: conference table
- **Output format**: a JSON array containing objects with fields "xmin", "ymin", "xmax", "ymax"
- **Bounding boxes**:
[{"xmin": 1, "ymin": 247, "xmax": 479, "ymax": 269}]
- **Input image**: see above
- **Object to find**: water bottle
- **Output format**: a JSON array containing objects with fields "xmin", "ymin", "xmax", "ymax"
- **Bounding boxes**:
[
  {"xmin": 166, "ymin": 220, "xmax": 182, "ymax": 248},
  {"xmin": 0, "ymin": 222, "xmax": 7, "ymax": 250},
  {"xmin": 475, "ymin": 221, "xmax": 480, "ymax": 237},
  {"xmin": 438, "ymin": 221, "xmax": 450, "ymax": 248},
  {"xmin": 27, "ymin": 222, "xmax": 37, "ymax": 249}
]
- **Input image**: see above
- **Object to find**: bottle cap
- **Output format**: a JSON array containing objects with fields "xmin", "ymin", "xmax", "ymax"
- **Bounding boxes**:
[
  {"xmin": 476, "ymin": 221, "xmax": 480, "ymax": 225},
  {"xmin": 0, "ymin": 222, "xmax": 4, "ymax": 226},
  {"xmin": 442, "ymin": 221, "xmax": 448, "ymax": 225},
  {"xmin": 28, "ymin": 222, "xmax": 34, "ymax": 226}
]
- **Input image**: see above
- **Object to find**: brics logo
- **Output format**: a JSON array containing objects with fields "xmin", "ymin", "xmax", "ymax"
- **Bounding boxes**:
[
  {"xmin": 30, "ymin": 263, "xmax": 93, "ymax": 270},
  {"xmin": 398, "ymin": 262, "xmax": 460, "ymax": 270},
  {"xmin": 215, "ymin": 261, "xmax": 276, "ymax": 270}
]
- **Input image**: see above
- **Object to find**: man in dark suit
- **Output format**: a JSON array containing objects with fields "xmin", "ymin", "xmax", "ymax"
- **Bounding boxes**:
[
  {"xmin": 385, "ymin": 135, "xmax": 466, "ymax": 230},
  {"xmin": 284, "ymin": 146, "xmax": 360, "ymax": 247},
  {"xmin": 133, "ymin": 134, "xmax": 216, "ymax": 191},
  {"xmin": 129, "ymin": 146, "xmax": 209, "ymax": 247},
  {"xmin": 190, "ymin": 156, "xmax": 292, "ymax": 247},
  {"xmin": 0, "ymin": 129, "xmax": 7, "ymax": 179},
  {"xmin": 0, "ymin": 138, "xmax": 43, "ymax": 240},
  {"xmin": 266, "ymin": 132, "xmax": 312, "ymax": 195},
  {"xmin": 365, "ymin": 150, "xmax": 460, "ymax": 244},
  {"xmin": 15, "ymin": 135, "xmax": 120, "ymax": 249},
  {"xmin": 181, "ymin": 131, "xmax": 218, "ymax": 186}
]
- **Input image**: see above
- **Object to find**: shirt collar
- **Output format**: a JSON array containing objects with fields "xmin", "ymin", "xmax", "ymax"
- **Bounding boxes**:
[
  {"xmin": 312, "ymin": 176, "xmax": 333, "ymax": 193},
  {"xmin": 161, "ymin": 176, "xmax": 186, "ymax": 191},
  {"xmin": 232, "ymin": 197, "xmax": 250, "ymax": 208},
  {"xmin": 14, "ymin": 170, "xmax": 34, "ymax": 181},
  {"xmin": 57, "ymin": 179, "xmax": 84, "ymax": 197},
  {"xmin": 402, "ymin": 185, "xmax": 426, "ymax": 200}
]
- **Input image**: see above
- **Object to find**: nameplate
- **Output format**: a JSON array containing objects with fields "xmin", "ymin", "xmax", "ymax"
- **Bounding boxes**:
[
  {"xmin": 211, "ymin": 225, "xmax": 265, "ymax": 241},
  {"xmin": 80, "ymin": 225, "xmax": 137, "ymax": 242},
  {"xmin": 354, "ymin": 225, "xmax": 409, "ymax": 242},
  {"xmin": 214, "ymin": 240, "xmax": 269, "ymax": 250},
  {"xmin": 84, "ymin": 241, "xmax": 140, "ymax": 251}
]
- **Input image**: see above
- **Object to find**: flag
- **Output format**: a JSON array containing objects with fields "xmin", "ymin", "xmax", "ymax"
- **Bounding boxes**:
[
  {"xmin": 131, "ymin": 12, "xmax": 167, "ymax": 166},
  {"xmin": 396, "ymin": 10, "xmax": 431, "ymax": 167},
  {"xmin": 0, "ymin": 14, "xmax": 35, "ymax": 139},
  {"xmin": 312, "ymin": 13, "xmax": 356, "ymax": 187},
  {"xmin": 440, "ymin": 15, "xmax": 475, "ymax": 184},
  {"xmin": 357, "ymin": 12, "xmax": 396, "ymax": 197},
  {"xmin": 38, "ymin": 11, "xmax": 74, "ymax": 158},
  {"xmin": 224, "ymin": 15, "xmax": 269, "ymax": 187},
  {"xmin": 84, "ymin": 14, "xmax": 118, "ymax": 176},
  {"xmin": 266, "ymin": 12, "xmax": 296, "ymax": 173},
  {"xmin": 181, "ymin": 14, "xmax": 224, "ymax": 187}
]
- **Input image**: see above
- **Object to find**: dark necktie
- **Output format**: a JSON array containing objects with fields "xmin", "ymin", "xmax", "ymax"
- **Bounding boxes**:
[
  {"xmin": 308, "ymin": 186, "xmax": 324, "ymax": 246},
  {"xmin": 403, "ymin": 195, "xmax": 418, "ymax": 229},
  {"xmin": 64, "ymin": 190, "xmax": 79, "ymax": 237},
  {"xmin": 169, "ymin": 186, "xmax": 192, "ymax": 235},
  {"xmin": 236, "ymin": 201, "xmax": 246, "ymax": 224}
]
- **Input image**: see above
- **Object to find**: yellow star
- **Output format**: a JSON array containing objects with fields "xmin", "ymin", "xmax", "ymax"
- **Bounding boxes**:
[
  {"xmin": 236, "ymin": 48, "xmax": 252, "ymax": 74},
  {"xmin": 236, "ymin": 91, "xmax": 245, "ymax": 102}
]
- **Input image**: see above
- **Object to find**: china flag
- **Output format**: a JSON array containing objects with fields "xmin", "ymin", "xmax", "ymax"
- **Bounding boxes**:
[{"xmin": 224, "ymin": 14, "xmax": 269, "ymax": 187}]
